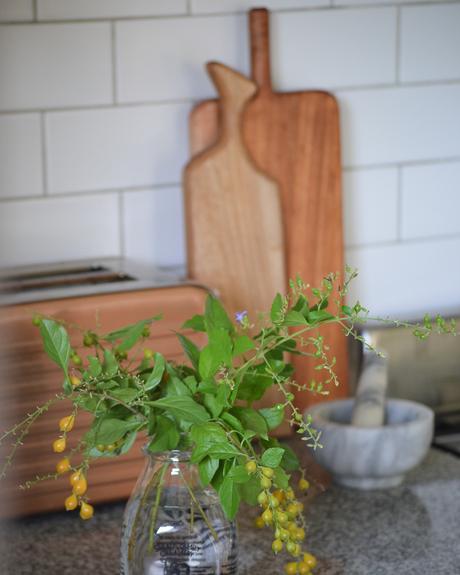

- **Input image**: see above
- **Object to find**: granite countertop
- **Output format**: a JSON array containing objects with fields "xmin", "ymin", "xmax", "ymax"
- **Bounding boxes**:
[{"xmin": 1, "ymin": 447, "xmax": 460, "ymax": 575}]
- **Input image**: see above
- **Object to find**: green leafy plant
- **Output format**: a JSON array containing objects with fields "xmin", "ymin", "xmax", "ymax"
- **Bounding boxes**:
[{"xmin": 1, "ymin": 269, "xmax": 455, "ymax": 572}]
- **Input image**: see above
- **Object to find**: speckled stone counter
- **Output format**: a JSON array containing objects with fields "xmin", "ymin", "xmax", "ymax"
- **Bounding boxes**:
[{"xmin": 1, "ymin": 448, "xmax": 460, "ymax": 575}]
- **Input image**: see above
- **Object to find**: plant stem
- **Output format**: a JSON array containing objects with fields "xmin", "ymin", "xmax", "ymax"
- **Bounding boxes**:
[{"xmin": 148, "ymin": 463, "xmax": 168, "ymax": 553}]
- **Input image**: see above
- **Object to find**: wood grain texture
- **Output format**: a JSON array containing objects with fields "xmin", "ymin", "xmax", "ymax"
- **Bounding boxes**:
[
  {"xmin": 189, "ymin": 9, "xmax": 348, "ymax": 411},
  {"xmin": 0, "ymin": 285, "xmax": 209, "ymax": 517}
]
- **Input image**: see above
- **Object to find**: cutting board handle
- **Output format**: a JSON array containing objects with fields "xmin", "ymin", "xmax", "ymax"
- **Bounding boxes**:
[{"xmin": 250, "ymin": 8, "xmax": 272, "ymax": 91}]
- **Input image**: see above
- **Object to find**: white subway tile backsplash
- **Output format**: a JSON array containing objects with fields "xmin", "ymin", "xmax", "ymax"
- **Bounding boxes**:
[
  {"xmin": 401, "ymin": 161, "xmax": 460, "ymax": 240},
  {"xmin": 0, "ymin": 194, "xmax": 120, "ymax": 267},
  {"xmin": 339, "ymin": 84, "xmax": 460, "ymax": 167},
  {"xmin": 273, "ymin": 8, "xmax": 396, "ymax": 91},
  {"xmin": 0, "ymin": 0, "xmax": 33, "ymax": 21},
  {"xmin": 0, "ymin": 23, "xmax": 112, "ymax": 111},
  {"xmin": 37, "ymin": 0, "xmax": 187, "ymax": 20},
  {"xmin": 123, "ymin": 187, "xmax": 186, "ymax": 267},
  {"xmin": 191, "ymin": 0, "xmax": 329, "ymax": 13},
  {"xmin": 46, "ymin": 104, "xmax": 190, "ymax": 194},
  {"xmin": 333, "ymin": 0, "xmax": 443, "ymax": 5},
  {"xmin": 343, "ymin": 167, "xmax": 398, "ymax": 247},
  {"xmin": 401, "ymin": 4, "xmax": 460, "ymax": 83},
  {"xmin": 0, "ymin": 114, "xmax": 42, "ymax": 199},
  {"xmin": 346, "ymin": 237, "xmax": 460, "ymax": 318},
  {"xmin": 116, "ymin": 15, "xmax": 249, "ymax": 103}
]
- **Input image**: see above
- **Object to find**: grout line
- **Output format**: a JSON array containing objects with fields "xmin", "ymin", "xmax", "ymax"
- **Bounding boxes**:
[
  {"xmin": 395, "ymin": 6, "xmax": 401, "ymax": 84},
  {"xmin": 342, "ymin": 155, "xmax": 460, "ymax": 171},
  {"xmin": 40, "ymin": 112, "xmax": 48, "ymax": 196},
  {"xmin": 0, "ymin": 182, "xmax": 181, "ymax": 203},
  {"xmin": 0, "ymin": 98, "xmax": 194, "ymax": 116},
  {"xmin": 0, "ymin": 0, "xmax": 458, "ymax": 24},
  {"xmin": 118, "ymin": 191, "xmax": 125, "ymax": 258},
  {"xmin": 1, "ymin": 77, "xmax": 460, "ymax": 118},
  {"xmin": 186, "ymin": 0, "xmax": 192, "ymax": 15},
  {"xmin": 396, "ymin": 166, "xmax": 403, "ymax": 241},
  {"xmin": 32, "ymin": 0, "xmax": 37, "ymax": 21},
  {"xmin": 111, "ymin": 21, "xmax": 118, "ymax": 104},
  {"xmin": 346, "ymin": 232, "xmax": 460, "ymax": 252}
]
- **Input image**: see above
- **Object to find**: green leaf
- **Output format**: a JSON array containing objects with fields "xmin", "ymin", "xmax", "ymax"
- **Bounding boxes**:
[
  {"xmin": 182, "ymin": 314, "xmax": 206, "ymax": 332},
  {"xmin": 39, "ymin": 319, "xmax": 71, "ymax": 375},
  {"xmin": 239, "ymin": 474, "xmax": 260, "ymax": 505},
  {"xmin": 219, "ymin": 476, "xmax": 240, "ymax": 520},
  {"xmin": 230, "ymin": 407, "xmax": 268, "ymax": 439},
  {"xmin": 273, "ymin": 466, "xmax": 290, "ymax": 489},
  {"xmin": 260, "ymin": 447, "xmax": 285, "ymax": 468},
  {"xmin": 208, "ymin": 328, "xmax": 233, "ymax": 367},
  {"xmin": 116, "ymin": 320, "xmax": 151, "ymax": 352},
  {"xmin": 166, "ymin": 377, "xmax": 192, "ymax": 397},
  {"xmin": 149, "ymin": 396, "xmax": 210, "ymax": 425},
  {"xmin": 184, "ymin": 375, "xmax": 198, "ymax": 394},
  {"xmin": 205, "ymin": 295, "xmax": 234, "ymax": 333},
  {"xmin": 270, "ymin": 293, "xmax": 284, "ymax": 323},
  {"xmin": 109, "ymin": 387, "xmax": 139, "ymax": 403},
  {"xmin": 87, "ymin": 355, "xmax": 102, "ymax": 377},
  {"xmin": 177, "ymin": 333, "xmax": 200, "ymax": 371},
  {"xmin": 259, "ymin": 406, "xmax": 285, "ymax": 431},
  {"xmin": 284, "ymin": 310, "xmax": 308, "ymax": 326},
  {"xmin": 227, "ymin": 465, "xmax": 250, "ymax": 484},
  {"xmin": 118, "ymin": 430, "xmax": 138, "ymax": 455},
  {"xmin": 95, "ymin": 418, "xmax": 140, "ymax": 445},
  {"xmin": 233, "ymin": 335, "xmax": 254, "ymax": 357},
  {"xmin": 191, "ymin": 442, "xmax": 240, "ymax": 463},
  {"xmin": 292, "ymin": 294, "xmax": 308, "ymax": 315},
  {"xmin": 307, "ymin": 310, "xmax": 335, "ymax": 323},
  {"xmin": 203, "ymin": 393, "xmax": 223, "ymax": 418},
  {"xmin": 220, "ymin": 412, "xmax": 245, "ymax": 434},
  {"xmin": 236, "ymin": 372, "xmax": 272, "ymax": 402},
  {"xmin": 198, "ymin": 345, "xmax": 220, "ymax": 380},
  {"xmin": 145, "ymin": 352, "xmax": 165, "ymax": 390},
  {"xmin": 198, "ymin": 457, "xmax": 219, "ymax": 486},
  {"xmin": 103, "ymin": 349, "xmax": 118, "ymax": 377},
  {"xmin": 281, "ymin": 445, "xmax": 300, "ymax": 471},
  {"xmin": 147, "ymin": 415, "xmax": 179, "ymax": 452},
  {"xmin": 102, "ymin": 315, "xmax": 161, "ymax": 342}
]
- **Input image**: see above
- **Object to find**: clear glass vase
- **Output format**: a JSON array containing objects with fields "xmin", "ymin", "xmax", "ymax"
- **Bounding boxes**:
[{"xmin": 120, "ymin": 450, "xmax": 238, "ymax": 575}]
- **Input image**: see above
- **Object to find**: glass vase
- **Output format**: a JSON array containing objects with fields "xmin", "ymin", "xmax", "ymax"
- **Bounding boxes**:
[{"xmin": 120, "ymin": 450, "xmax": 238, "ymax": 574}]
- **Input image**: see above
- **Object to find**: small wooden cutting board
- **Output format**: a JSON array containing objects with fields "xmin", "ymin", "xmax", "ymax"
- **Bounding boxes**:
[{"xmin": 189, "ymin": 9, "xmax": 348, "ymax": 410}]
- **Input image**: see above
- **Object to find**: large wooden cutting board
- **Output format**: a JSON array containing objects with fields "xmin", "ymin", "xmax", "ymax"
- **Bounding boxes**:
[{"xmin": 189, "ymin": 9, "xmax": 348, "ymax": 410}]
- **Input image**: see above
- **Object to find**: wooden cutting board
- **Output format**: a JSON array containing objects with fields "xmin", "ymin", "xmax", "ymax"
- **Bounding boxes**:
[
  {"xmin": 184, "ymin": 62, "xmax": 290, "ymax": 434},
  {"xmin": 184, "ymin": 61, "xmax": 285, "ymax": 319},
  {"xmin": 189, "ymin": 9, "xmax": 348, "ymax": 410}
]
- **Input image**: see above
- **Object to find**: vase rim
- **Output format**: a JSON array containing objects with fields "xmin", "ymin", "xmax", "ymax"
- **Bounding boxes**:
[{"xmin": 142, "ymin": 447, "xmax": 192, "ymax": 462}]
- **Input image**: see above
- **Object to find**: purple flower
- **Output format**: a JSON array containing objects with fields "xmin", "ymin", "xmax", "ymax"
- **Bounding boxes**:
[{"xmin": 235, "ymin": 310, "xmax": 248, "ymax": 324}]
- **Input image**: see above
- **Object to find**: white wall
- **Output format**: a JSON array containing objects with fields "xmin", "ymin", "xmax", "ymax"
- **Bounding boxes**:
[{"xmin": 1, "ymin": 0, "xmax": 460, "ymax": 318}]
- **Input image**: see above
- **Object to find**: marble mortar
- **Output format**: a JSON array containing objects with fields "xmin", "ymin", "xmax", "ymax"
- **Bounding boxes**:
[{"xmin": 306, "ymin": 398, "xmax": 434, "ymax": 489}]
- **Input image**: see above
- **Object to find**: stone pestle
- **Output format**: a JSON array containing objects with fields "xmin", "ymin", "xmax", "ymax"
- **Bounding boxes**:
[{"xmin": 351, "ymin": 347, "xmax": 388, "ymax": 427}]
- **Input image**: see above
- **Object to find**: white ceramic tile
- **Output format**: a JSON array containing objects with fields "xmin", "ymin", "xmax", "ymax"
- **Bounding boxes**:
[
  {"xmin": 46, "ymin": 104, "xmax": 190, "ymax": 194},
  {"xmin": 401, "ymin": 162, "xmax": 460, "ymax": 240},
  {"xmin": 123, "ymin": 187, "xmax": 186, "ymax": 267},
  {"xmin": 401, "ymin": 4, "xmax": 460, "ymax": 83},
  {"xmin": 0, "ymin": 114, "xmax": 42, "ymax": 199},
  {"xmin": 116, "ymin": 15, "xmax": 249, "ymax": 103},
  {"xmin": 0, "ymin": 23, "xmax": 112, "ymax": 111},
  {"xmin": 272, "ymin": 7, "xmax": 396, "ymax": 90},
  {"xmin": 343, "ymin": 168, "xmax": 398, "ymax": 247},
  {"xmin": 0, "ymin": 194, "xmax": 120, "ymax": 267},
  {"xmin": 0, "ymin": 0, "xmax": 33, "ymax": 21},
  {"xmin": 37, "ymin": 0, "xmax": 186, "ymax": 20},
  {"xmin": 346, "ymin": 237, "xmax": 460, "ymax": 318},
  {"xmin": 191, "ymin": 0, "xmax": 328, "ymax": 13},
  {"xmin": 339, "ymin": 84, "xmax": 460, "ymax": 168}
]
